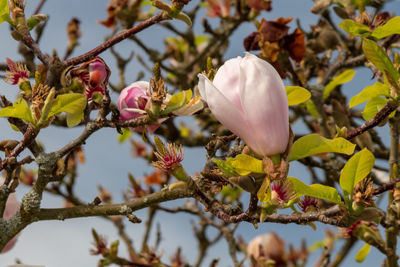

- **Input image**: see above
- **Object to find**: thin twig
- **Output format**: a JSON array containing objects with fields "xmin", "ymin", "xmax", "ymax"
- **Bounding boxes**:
[
  {"xmin": 65, "ymin": 13, "xmax": 166, "ymax": 66},
  {"xmin": 346, "ymin": 101, "xmax": 398, "ymax": 140},
  {"xmin": 33, "ymin": 0, "xmax": 47, "ymax": 15}
]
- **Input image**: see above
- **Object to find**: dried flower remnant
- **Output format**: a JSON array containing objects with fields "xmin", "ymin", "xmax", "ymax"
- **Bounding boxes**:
[
  {"xmin": 30, "ymin": 84, "xmax": 52, "ymax": 122},
  {"xmin": 353, "ymin": 177, "xmax": 375, "ymax": 207},
  {"xmin": 299, "ymin": 196, "xmax": 318, "ymax": 212},
  {"xmin": 5, "ymin": 58, "xmax": 30, "ymax": 86},
  {"xmin": 198, "ymin": 53, "xmax": 289, "ymax": 157},
  {"xmin": 65, "ymin": 18, "xmax": 81, "ymax": 58},
  {"xmin": 144, "ymin": 170, "xmax": 168, "ymax": 187},
  {"xmin": 248, "ymin": 0, "xmax": 272, "ymax": 11},
  {"xmin": 243, "ymin": 18, "xmax": 305, "ymax": 78}
]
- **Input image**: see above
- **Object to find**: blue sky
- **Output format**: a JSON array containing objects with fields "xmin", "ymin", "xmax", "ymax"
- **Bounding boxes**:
[{"xmin": 1, "ymin": 0, "xmax": 400, "ymax": 266}]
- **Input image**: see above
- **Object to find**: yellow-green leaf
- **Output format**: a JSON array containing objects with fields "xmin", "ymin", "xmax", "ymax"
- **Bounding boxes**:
[
  {"xmin": 194, "ymin": 35, "xmax": 209, "ymax": 45},
  {"xmin": 289, "ymin": 134, "xmax": 356, "ymax": 161},
  {"xmin": 221, "ymin": 185, "xmax": 242, "ymax": 201},
  {"xmin": 257, "ymin": 177, "xmax": 271, "ymax": 203},
  {"xmin": 285, "ymin": 86, "xmax": 311, "ymax": 105},
  {"xmin": 372, "ymin": 17, "xmax": 400, "ymax": 40},
  {"xmin": 288, "ymin": 177, "xmax": 342, "ymax": 204},
  {"xmin": 48, "ymin": 93, "xmax": 87, "ymax": 117},
  {"xmin": 0, "ymin": 0, "xmax": 10, "ymax": 24},
  {"xmin": 339, "ymin": 19, "xmax": 371, "ymax": 37},
  {"xmin": 226, "ymin": 154, "xmax": 264, "ymax": 175},
  {"xmin": 362, "ymin": 96, "xmax": 388, "ymax": 121},
  {"xmin": 355, "ymin": 243, "xmax": 371, "ymax": 263},
  {"xmin": 339, "ymin": 148, "xmax": 375, "ymax": 201},
  {"xmin": 349, "ymin": 82, "xmax": 390, "ymax": 108},
  {"xmin": 118, "ymin": 128, "xmax": 132, "ymax": 143},
  {"xmin": 212, "ymin": 158, "xmax": 237, "ymax": 177},
  {"xmin": 305, "ymin": 99, "xmax": 319, "ymax": 118},
  {"xmin": 0, "ymin": 98, "xmax": 35, "ymax": 124},
  {"xmin": 362, "ymin": 38, "xmax": 400, "ymax": 87},
  {"xmin": 323, "ymin": 69, "xmax": 356, "ymax": 99},
  {"xmin": 48, "ymin": 93, "xmax": 87, "ymax": 127},
  {"xmin": 66, "ymin": 111, "xmax": 84, "ymax": 127},
  {"xmin": 162, "ymin": 90, "xmax": 192, "ymax": 115}
]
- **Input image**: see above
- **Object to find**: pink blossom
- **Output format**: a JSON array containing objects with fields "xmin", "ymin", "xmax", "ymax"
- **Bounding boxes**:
[
  {"xmin": 117, "ymin": 81, "xmax": 160, "ymax": 133},
  {"xmin": 206, "ymin": 0, "xmax": 230, "ymax": 18},
  {"xmin": 85, "ymin": 57, "xmax": 110, "ymax": 99},
  {"xmin": 1, "ymin": 178, "xmax": 20, "ymax": 253},
  {"xmin": 198, "ymin": 53, "xmax": 289, "ymax": 157}
]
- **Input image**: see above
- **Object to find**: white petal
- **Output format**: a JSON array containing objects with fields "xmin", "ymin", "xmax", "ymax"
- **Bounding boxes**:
[{"xmin": 239, "ymin": 54, "xmax": 289, "ymax": 156}]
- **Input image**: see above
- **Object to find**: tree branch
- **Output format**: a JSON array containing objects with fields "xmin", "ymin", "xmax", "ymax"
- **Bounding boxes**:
[
  {"xmin": 65, "ymin": 13, "xmax": 167, "ymax": 66},
  {"xmin": 346, "ymin": 101, "xmax": 398, "ymax": 140}
]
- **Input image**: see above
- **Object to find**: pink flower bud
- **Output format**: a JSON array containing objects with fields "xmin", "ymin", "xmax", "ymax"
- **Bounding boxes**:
[
  {"xmin": 206, "ymin": 0, "xmax": 230, "ymax": 18},
  {"xmin": 247, "ymin": 233, "xmax": 285, "ymax": 266},
  {"xmin": 198, "ymin": 53, "xmax": 289, "ymax": 157},
  {"xmin": 117, "ymin": 81, "xmax": 160, "ymax": 133},
  {"xmin": 85, "ymin": 57, "xmax": 110, "ymax": 99},
  {"xmin": 1, "ymin": 178, "xmax": 20, "ymax": 253},
  {"xmin": 88, "ymin": 58, "xmax": 108, "ymax": 88}
]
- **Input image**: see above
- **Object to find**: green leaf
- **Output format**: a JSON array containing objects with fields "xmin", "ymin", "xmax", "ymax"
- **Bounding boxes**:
[
  {"xmin": 212, "ymin": 158, "xmax": 237, "ymax": 177},
  {"xmin": 257, "ymin": 178, "xmax": 271, "ymax": 203},
  {"xmin": 118, "ymin": 128, "xmax": 132, "ymax": 143},
  {"xmin": 362, "ymin": 38, "xmax": 400, "ymax": 87},
  {"xmin": 339, "ymin": 148, "xmax": 375, "ymax": 201},
  {"xmin": 194, "ymin": 35, "xmax": 209, "ymax": 45},
  {"xmin": 48, "ymin": 93, "xmax": 87, "ymax": 117},
  {"xmin": 372, "ymin": 17, "xmax": 400, "ymax": 40},
  {"xmin": 323, "ymin": 69, "xmax": 356, "ymax": 100},
  {"xmin": 289, "ymin": 134, "xmax": 356, "ymax": 161},
  {"xmin": 221, "ymin": 185, "xmax": 242, "ymax": 201},
  {"xmin": 355, "ymin": 243, "xmax": 371, "ymax": 263},
  {"xmin": 0, "ymin": 98, "xmax": 35, "ymax": 124},
  {"xmin": 285, "ymin": 86, "xmax": 311, "ymax": 105},
  {"xmin": 349, "ymin": 82, "xmax": 390, "ymax": 108},
  {"xmin": 288, "ymin": 177, "xmax": 342, "ymax": 204},
  {"xmin": 161, "ymin": 90, "xmax": 192, "ymax": 115},
  {"xmin": 362, "ymin": 96, "xmax": 388, "ymax": 121},
  {"xmin": 48, "ymin": 93, "xmax": 87, "ymax": 127},
  {"xmin": 226, "ymin": 154, "xmax": 264, "ymax": 175},
  {"xmin": 339, "ymin": 19, "xmax": 371, "ymax": 37},
  {"xmin": 0, "ymin": 0, "xmax": 9, "ymax": 24},
  {"xmin": 66, "ymin": 112, "xmax": 84, "ymax": 127},
  {"xmin": 305, "ymin": 99, "xmax": 319, "ymax": 118}
]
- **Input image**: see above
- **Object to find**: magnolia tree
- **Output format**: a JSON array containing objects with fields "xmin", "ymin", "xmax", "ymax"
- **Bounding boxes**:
[{"xmin": 1, "ymin": 0, "xmax": 400, "ymax": 266}]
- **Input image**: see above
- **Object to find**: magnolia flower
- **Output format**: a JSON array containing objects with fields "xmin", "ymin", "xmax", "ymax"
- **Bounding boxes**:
[
  {"xmin": 1, "ymin": 178, "xmax": 20, "ymax": 253},
  {"xmin": 198, "ymin": 53, "xmax": 289, "ymax": 157},
  {"xmin": 117, "ymin": 81, "xmax": 160, "ymax": 133}
]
